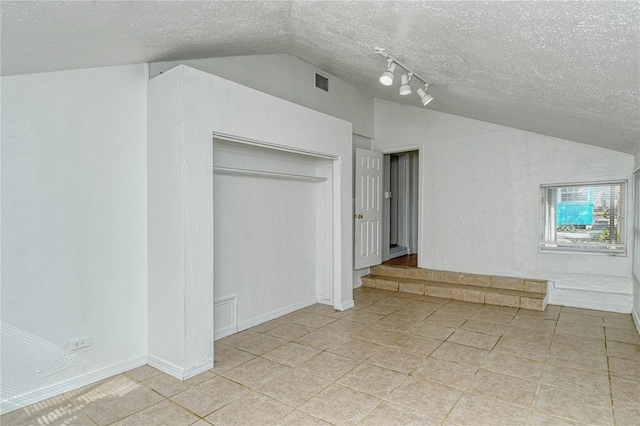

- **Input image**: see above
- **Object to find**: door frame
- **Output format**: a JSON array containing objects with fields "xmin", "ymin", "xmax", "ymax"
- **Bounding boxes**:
[{"xmin": 381, "ymin": 146, "xmax": 422, "ymax": 266}]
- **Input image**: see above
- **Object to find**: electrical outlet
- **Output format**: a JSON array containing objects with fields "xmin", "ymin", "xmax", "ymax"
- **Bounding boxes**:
[{"xmin": 69, "ymin": 336, "xmax": 92, "ymax": 351}]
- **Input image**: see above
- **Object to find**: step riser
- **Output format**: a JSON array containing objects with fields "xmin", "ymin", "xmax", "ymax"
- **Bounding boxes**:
[
  {"xmin": 361, "ymin": 277, "xmax": 548, "ymax": 311},
  {"xmin": 369, "ymin": 266, "xmax": 547, "ymax": 293}
]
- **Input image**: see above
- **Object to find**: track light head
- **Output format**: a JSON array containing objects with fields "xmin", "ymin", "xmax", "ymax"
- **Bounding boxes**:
[
  {"xmin": 416, "ymin": 85, "xmax": 434, "ymax": 106},
  {"xmin": 399, "ymin": 73, "xmax": 412, "ymax": 96},
  {"xmin": 379, "ymin": 61, "xmax": 397, "ymax": 86}
]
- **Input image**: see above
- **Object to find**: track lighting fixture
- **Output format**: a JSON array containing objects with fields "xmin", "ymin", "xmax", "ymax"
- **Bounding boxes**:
[
  {"xmin": 399, "ymin": 73, "xmax": 412, "ymax": 96},
  {"xmin": 375, "ymin": 47, "xmax": 434, "ymax": 107},
  {"xmin": 417, "ymin": 84, "xmax": 434, "ymax": 106},
  {"xmin": 379, "ymin": 59, "xmax": 396, "ymax": 86}
]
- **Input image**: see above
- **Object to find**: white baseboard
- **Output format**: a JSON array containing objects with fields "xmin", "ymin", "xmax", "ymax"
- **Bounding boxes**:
[
  {"xmin": 214, "ymin": 325, "xmax": 238, "ymax": 340},
  {"xmin": 338, "ymin": 300, "xmax": 355, "ymax": 311},
  {"xmin": 633, "ymin": 308, "xmax": 640, "ymax": 335},
  {"xmin": 236, "ymin": 297, "xmax": 318, "ymax": 332},
  {"xmin": 147, "ymin": 354, "xmax": 213, "ymax": 381},
  {"xmin": 147, "ymin": 354, "xmax": 183, "ymax": 380},
  {"xmin": 548, "ymin": 281, "xmax": 633, "ymax": 313},
  {"xmin": 1, "ymin": 354, "xmax": 147, "ymax": 415},
  {"xmin": 183, "ymin": 358, "xmax": 214, "ymax": 380}
]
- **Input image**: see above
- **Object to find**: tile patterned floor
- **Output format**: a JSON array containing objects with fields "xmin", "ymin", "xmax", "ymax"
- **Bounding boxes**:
[{"xmin": 3, "ymin": 287, "xmax": 640, "ymax": 425}]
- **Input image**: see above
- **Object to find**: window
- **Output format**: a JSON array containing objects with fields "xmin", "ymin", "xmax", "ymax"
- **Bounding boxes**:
[
  {"xmin": 540, "ymin": 181, "xmax": 627, "ymax": 254},
  {"xmin": 560, "ymin": 187, "xmax": 590, "ymax": 202}
]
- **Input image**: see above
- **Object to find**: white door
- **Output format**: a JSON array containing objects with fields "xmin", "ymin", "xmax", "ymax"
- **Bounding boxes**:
[{"xmin": 354, "ymin": 148, "xmax": 383, "ymax": 269}]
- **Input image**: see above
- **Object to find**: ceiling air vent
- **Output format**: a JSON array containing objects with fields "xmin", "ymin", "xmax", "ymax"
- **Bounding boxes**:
[{"xmin": 315, "ymin": 73, "xmax": 329, "ymax": 92}]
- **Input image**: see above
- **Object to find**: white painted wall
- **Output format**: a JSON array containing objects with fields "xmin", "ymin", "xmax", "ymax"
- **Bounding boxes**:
[
  {"xmin": 147, "ymin": 65, "xmax": 353, "ymax": 380},
  {"xmin": 151, "ymin": 55, "xmax": 375, "ymax": 290},
  {"xmin": 375, "ymin": 99, "xmax": 635, "ymax": 313},
  {"xmin": 1, "ymin": 65, "xmax": 148, "ymax": 413},
  {"xmin": 149, "ymin": 54, "xmax": 375, "ymax": 139},
  {"xmin": 213, "ymin": 141, "xmax": 332, "ymax": 334}
]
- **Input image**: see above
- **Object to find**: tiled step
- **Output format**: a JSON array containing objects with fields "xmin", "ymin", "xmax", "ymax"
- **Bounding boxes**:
[{"xmin": 363, "ymin": 265, "xmax": 548, "ymax": 311}]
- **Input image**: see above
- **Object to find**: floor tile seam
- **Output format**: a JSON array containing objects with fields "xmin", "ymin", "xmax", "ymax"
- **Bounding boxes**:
[
  {"xmin": 168, "ymin": 378, "xmax": 252, "ymax": 418},
  {"xmin": 66, "ymin": 382, "xmax": 148, "ymax": 424},
  {"xmin": 378, "ymin": 393, "xmax": 451, "ymax": 424},
  {"xmin": 93, "ymin": 393, "xmax": 171, "ymax": 426},
  {"xmin": 135, "ymin": 372, "xmax": 197, "ymax": 398},
  {"xmin": 362, "ymin": 359, "xmax": 419, "ymax": 376},
  {"xmin": 553, "ymin": 332, "xmax": 607, "ymax": 342},
  {"xmin": 3, "ymin": 399, "xmax": 97, "ymax": 426},
  {"xmin": 478, "ymin": 364, "xmax": 544, "ymax": 382},
  {"xmin": 605, "ymin": 350, "xmax": 620, "ymax": 421},
  {"xmin": 249, "ymin": 400, "xmax": 297, "ymax": 426},
  {"xmin": 128, "ymin": 397, "xmax": 205, "ymax": 425},
  {"xmin": 350, "ymin": 398, "xmax": 395, "ymax": 426},
  {"xmin": 254, "ymin": 374, "xmax": 332, "ymax": 409},
  {"xmin": 604, "ymin": 336, "xmax": 640, "ymax": 346},
  {"xmin": 537, "ymin": 374, "xmax": 612, "ymax": 399},
  {"xmin": 536, "ymin": 380, "xmax": 615, "ymax": 405},
  {"xmin": 528, "ymin": 411, "xmax": 594, "ymax": 426},
  {"xmin": 218, "ymin": 364, "xmax": 287, "ymax": 393},
  {"xmin": 611, "ymin": 398, "xmax": 640, "ymax": 408},
  {"xmin": 490, "ymin": 347, "xmax": 549, "ymax": 363},
  {"xmin": 472, "ymin": 366, "xmax": 542, "ymax": 386},
  {"xmin": 460, "ymin": 382, "xmax": 539, "ymax": 411},
  {"xmin": 603, "ymin": 321, "xmax": 639, "ymax": 331},
  {"xmin": 335, "ymin": 371, "xmax": 409, "ymax": 400},
  {"xmin": 296, "ymin": 348, "xmax": 364, "ymax": 383},
  {"xmin": 542, "ymin": 358, "xmax": 609, "ymax": 375},
  {"xmin": 297, "ymin": 382, "xmax": 382, "ymax": 425},
  {"xmin": 350, "ymin": 330, "xmax": 446, "ymax": 356},
  {"xmin": 549, "ymin": 341, "xmax": 607, "ymax": 357}
]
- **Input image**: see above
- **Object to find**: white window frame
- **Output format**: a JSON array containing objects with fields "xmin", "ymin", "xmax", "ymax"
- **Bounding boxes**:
[{"xmin": 540, "ymin": 180, "xmax": 627, "ymax": 255}]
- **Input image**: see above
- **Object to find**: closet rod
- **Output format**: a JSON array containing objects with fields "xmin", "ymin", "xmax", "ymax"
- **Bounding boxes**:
[{"xmin": 213, "ymin": 166, "xmax": 327, "ymax": 182}]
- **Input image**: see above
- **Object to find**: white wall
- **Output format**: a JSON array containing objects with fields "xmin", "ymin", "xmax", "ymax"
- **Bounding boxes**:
[
  {"xmin": 147, "ymin": 65, "xmax": 353, "ymax": 381},
  {"xmin": 213, "ymin": 141, "xmax": 332, "ymax": 334},
  {"xmin": 149, "ymin": 54, "xmax": 375, "ymax": 139},
  {"xmin": 1, "ymin": 64, "xmax": 148, "ymax": 413},
  {"xmin": 375, "ymin": 99, "xmax": 635, "ymax": 313}
]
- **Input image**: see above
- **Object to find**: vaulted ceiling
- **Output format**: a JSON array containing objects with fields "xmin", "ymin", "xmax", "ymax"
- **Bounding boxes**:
[{"xmin": 2, "ymin": 1, "xmax": 638, "ymax": 154}]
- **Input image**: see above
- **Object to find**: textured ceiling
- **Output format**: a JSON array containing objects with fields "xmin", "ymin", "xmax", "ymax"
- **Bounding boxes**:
[{"xmin": 2, "ymin": 1, "xmax": 639, "ymax": 154}]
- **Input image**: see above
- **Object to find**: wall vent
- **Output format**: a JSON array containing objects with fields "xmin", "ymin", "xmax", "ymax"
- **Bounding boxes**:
[{"xmin": 315, "ymin": 73, "xmax": 329, "ymax": 92}]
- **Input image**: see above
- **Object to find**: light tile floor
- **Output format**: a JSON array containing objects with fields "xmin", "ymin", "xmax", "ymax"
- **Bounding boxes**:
[{"xmin": 3, "ymin": 287, "xmax": 640, "ymax": 425}]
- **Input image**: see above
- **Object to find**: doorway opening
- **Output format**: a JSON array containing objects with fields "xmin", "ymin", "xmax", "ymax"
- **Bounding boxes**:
[{"xmin": 384, "ymin": 151, "xmax": 419, "ymax": 261}]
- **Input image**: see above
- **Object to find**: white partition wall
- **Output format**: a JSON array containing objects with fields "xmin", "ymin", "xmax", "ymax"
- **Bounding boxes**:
[{"xmin": 147, "ymin": 66, "xmax": 353, "ymax": 379}]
